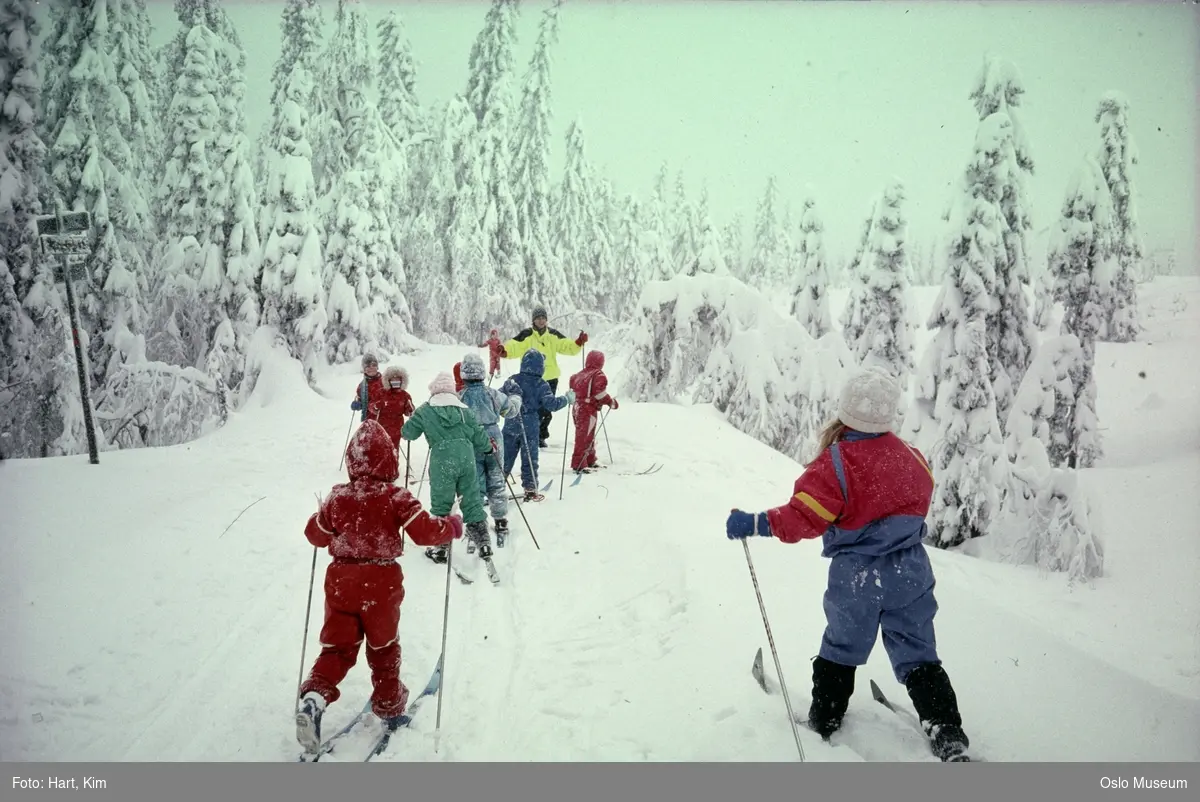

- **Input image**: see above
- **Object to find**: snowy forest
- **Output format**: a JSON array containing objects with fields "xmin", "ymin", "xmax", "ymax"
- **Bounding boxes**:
[{"xmin": 0, "ymin": 0, "xmax": 1179, "ymax": 575}]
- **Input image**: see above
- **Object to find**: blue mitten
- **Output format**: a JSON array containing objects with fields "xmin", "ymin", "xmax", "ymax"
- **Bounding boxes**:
[
  {"xmin": 351, "ymin": 400, "xmax": 362, "ymax": 411},
  {"xmin": 726, "ymin": 509, "xmax": 771, "ymax": 540}
]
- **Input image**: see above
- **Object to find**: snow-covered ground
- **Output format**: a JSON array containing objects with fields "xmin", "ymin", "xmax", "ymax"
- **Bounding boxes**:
[{"xmin": 2, "ymin": 277, "xmax": 1198, "ymax": 762}]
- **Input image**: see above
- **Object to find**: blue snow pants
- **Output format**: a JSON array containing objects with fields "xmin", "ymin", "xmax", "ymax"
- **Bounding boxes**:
[
  {"xmin": 819, "ymin": 544, "xmax": 941, "ymax": 684},
  {"xmin": 502, "ymin": 414, "xmax": 541, "ymax": 491},
  {"xmin": 477, "ymin": 448, "xmax": 509, "ymax": 519}
]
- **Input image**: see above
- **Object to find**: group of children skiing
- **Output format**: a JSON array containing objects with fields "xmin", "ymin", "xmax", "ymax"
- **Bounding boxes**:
[{"xmin": 296, "ymin": 305, "xmax": 974, "ymax": 764}]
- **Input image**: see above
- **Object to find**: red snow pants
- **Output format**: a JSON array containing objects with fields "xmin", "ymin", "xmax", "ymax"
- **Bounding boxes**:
[
  {"xmin": 299, "ymin": 560, "xmax": 411, "ymax": 719},
  {"xmin": 571, "ymin": 404, "xmax": 601, "ymax": 471}
]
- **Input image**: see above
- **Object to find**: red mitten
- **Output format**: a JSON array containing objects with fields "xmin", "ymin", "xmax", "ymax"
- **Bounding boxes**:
[
  {"xmin": 448, "ymin": 515, "xmax": 464, "ymax": 540},
  {"xmin": 490, "ymin": 438, "xmax": 500, "ymax": 454},
  {"xmin": 498, "ymin": 345, "xmax": 508, "ymax": 357},
  {"xmin": 610, "ymin": 398, "xmax": 619, "ymax": 410},
  {"xmin": 575, "ymin": 331, "xmax": 588, "ymax": 346}
]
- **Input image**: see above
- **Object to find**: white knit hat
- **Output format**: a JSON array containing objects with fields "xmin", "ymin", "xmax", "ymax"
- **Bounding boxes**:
[
  {"xmin": 837, "ymin": 369, "xmax": 901, "ymax": 434},
  {"xmin": 429, "ymin": 372, "xmax": 457, "ymax": 396}
]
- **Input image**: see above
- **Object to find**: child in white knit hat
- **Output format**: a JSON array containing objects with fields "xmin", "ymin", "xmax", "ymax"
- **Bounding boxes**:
[{"xmin": 724, "ymin": 368, "xmax": 973, "ymax": 762}]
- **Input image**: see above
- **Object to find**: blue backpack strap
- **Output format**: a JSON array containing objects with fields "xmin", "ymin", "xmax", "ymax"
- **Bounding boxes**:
[
  {"xmin": 359, "ymin": 379, "xmax": 369, "ymax": 422},
  {"xmin": 829, "ymin": 442, "xmax": 849, "ymax": 503}
]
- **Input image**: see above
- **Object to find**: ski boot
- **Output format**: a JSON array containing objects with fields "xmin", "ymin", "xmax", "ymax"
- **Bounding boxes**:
[
  {"xmin": 904, "ymin": 663, "xmax": 971, "ymax": 762},
  {"xmin": 425, "ymin": 545, "xmax": 448, "ymax": 564},
  {"xmin": 539, "ymin": 438, "xmax": 549, "ymax": 448},
  {"xmin": 494, "ymin": 518, "xmax": 509, "ymax": 548},
  {"xmin": 807, "ymin": 656, "xmax": 856, "ymax": 741},
  {"xmin": 523, "ymin": 488, "xmax": 545, "ymax": 502},
  {"xmin": 466, "ymin": 539, "xmax": 476, "ymax": 555},
  {"xmin": 296, "ymin": 691, "xmax": 327, "ymax": 753}
]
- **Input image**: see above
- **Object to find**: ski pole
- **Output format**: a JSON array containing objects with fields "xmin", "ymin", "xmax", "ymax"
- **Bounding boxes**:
[
  {"xmin": 295, "ymin": 543, "xmax": 318, "ymax": 707},
  {"xmin": 741, "ymin": 538, "xmax": 806, "ymax": 762},
  {"xmin": 501, "ymin": 469, "xmax": 540, "ymax": 550},
  {"xmin": 597, "ymin": 407, "xmax": 614, "ymax": 464},
  {"xmin": 434, "ymin": 539, "xmax": 454, "ymax": 753},
  {"xmin": 517, "ymin": 420, "xmax": 539, "ymax": 489},
  {"xmin": 558, "ymin": 404, "xmax": 572, "ymax": 500},
  {"xmin": 337, "ymin": 411, "xmax": 355, "ymax": 471}
]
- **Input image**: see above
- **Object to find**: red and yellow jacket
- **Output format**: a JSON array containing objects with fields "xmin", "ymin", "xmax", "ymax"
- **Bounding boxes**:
[{"xmin": 766, "ymin": 431, "xmax": 935, "ymax": 558}]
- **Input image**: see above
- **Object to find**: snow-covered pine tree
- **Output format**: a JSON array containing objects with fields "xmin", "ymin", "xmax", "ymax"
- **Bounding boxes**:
[
  {"xmin": 854, "ymin": 179, "xmax": 914, "ymax": 391},
  {"xmin": 551, "ymin": 118, "xmax": 614, "ymax": 314},
  {"xmin": 439, "ymin": 96, "xmax": 491, "ymax": 343},
  {"xmin": 608, "ymin": 194, "xmax": 648, "ymax": 320},
  {"xmin": 746, "ymin": 176, "xmax": 784, "ymax": 290},
  {"xmin": 464, "ymin": 0, "xmax": 524, "ymax": 331},
  {"xmin": 377, "ymin": 10, "xmax": 421, "ymax": 146},
  {"xmin": 1004, "ymin": 333, "xmax": 1083, "ymax": 466},
  {"xmin": 115, "ymin": 0, "xmax": 160, "ymax": 194},
  {"xmin": 1094, "ymin": 91, "xmax": 1143, "ymax": 342},
  {"xmin": 257, "ymin": 61, "xmax": 327, "ymax": 375},
  {"xmin": 642, "ymin": 164, "xmax": 675, "ymax": 282},
  {"xmin": 790, "ymin": 192, "xmax": 831, "ymax": 339},
  {"xmin": 321, "ymin": 0, "xmax": 412, "ymax": 362},
  {"xmin": 256, "ymin": 0, "xmax": 325, "ymax": 241},
  {"xmin": 839, "ymin": 200, "xmax": 877, "ymax": 354},
  {"xmin": 1047, "ymin": 155, "xmax": 1113, "ymax": 469},
  {"xmin": 511, "ymin": 0, "xmax": 568, "ymax": 316},
  {"xmin": 670, "ymin": 171, "xmax": 699, "ymax": 278},
  {"xmin": 722, "ymin": 213, "xmax": 745, "ymax": 280},
  {"xmin": 686, "ymin": 189, "xmax": 730, "ymax": 278},
  {"xmin": 42, "ymin": 0, "xmax": 153, "ymax": 390},
  {"xmin": 970, "ymin": 56, "xmax": 1036, "ymax": 432},
  {"xmin": 927, "ymin": 318, "xmax": 1006, "ymax": 548}
]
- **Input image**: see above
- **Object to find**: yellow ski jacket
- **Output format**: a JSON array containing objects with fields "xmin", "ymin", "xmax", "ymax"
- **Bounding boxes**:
[{"xmin": 502, "ymin": 326, "xmax": 583, "ymax": 382}]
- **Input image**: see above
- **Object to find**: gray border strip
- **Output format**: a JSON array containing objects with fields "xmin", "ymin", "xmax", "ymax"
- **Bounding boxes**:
[{"xmin": 3, "ymin": 763, "xmax": 1197, "ymax": 802}]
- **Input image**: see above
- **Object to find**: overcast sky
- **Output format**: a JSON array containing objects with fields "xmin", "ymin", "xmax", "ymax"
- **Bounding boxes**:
[{"xmin": 140, "ymin": 0, "xmax": 1197, "ymax": 266}]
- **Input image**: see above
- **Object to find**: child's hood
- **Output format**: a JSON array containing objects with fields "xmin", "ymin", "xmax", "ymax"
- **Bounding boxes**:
[
  {"xmin": 343, "ymin": 420, "xmax": 399, "ymax": 483},
  {"xmin": 383, "ymin": 365, "xmax": 409, "ymax": 390},
  {"xmin": 429, "ymin": 392, "xmax": 469, "ymax": 410},
  {"xmin": 584, "ymin": 350, "xmax": 605, "ymax": 371},
  {"xmin": 520, "ymin": 349, "xmax": 545, "ymax": 376}
]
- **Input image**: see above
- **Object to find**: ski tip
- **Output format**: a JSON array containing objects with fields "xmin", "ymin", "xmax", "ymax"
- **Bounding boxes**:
[{"xmin": 869, "ymin": 679, "xmax": 887, "ymax": 703}]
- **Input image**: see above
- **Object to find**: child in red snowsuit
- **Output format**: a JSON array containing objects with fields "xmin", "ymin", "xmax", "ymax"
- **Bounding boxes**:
[
  {"xmin": 480, "ymin": 329, "xmax": 503, "ymax": 379},
  {"xmin": 377, "ymin": 366, "xmax": 416, "ymax": 481},
  {"xmin": 296, "ymin": 420, "xmax": 463, "ymax": 754},
  {"xmin": 568, "ymin": 350, "xmax": 618, "ymax": 473},
  {"xmin": 351, "ymin": 353, "xmax": 385, "ymax": 422},
  {"xmin": 452, "ymin": 362, "xmax": 465, "ymax": 393}
]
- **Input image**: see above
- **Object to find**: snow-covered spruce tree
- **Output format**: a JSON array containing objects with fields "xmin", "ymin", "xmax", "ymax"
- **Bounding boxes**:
[
  {"xmin": 321, "ymin": 0, "xmax": 412, "ymax": 362},
  {"xmin": 854, "ymin": 179, "xmax": 915, "ymax": 391},
  {"xmin": 839, "ymin": 200, "xmax": 877, "ymax": 354},
  {"xmin": 463, "ymin": 0, "xmax": 524, "ymax": 331},
  {"xmin": 257, "ymin": 62, "xmax": 327, "ymax": 375},
  {"xmin": 1001, "ymin": 438, "xmax": 1104, "ymax": 582},
  {"xmin": 377, "ymin": 10, "xmax": 421, "ymax": 146},
  {"xmin": 722, "ymin": 213, "xmax": 745, "ymax": 280},
  {"xmin": 619, "ymin": 273, "xmax": 854, "ymax": 463},
  {"xmin": 608, "ymin": 194, "xmax": 648, "ymax": 321},
  {"xmin": 42, "ymin": 0, "xmax": 155, "ymax": 392},
  {"xmin": 927, "ymin": 318, "xmax": 1007, "ymax": 549},
  {"xmin": 641, "ymin": 164, "xmax": 675, "ymax": 282},
  {"xmin": 439, "ymin": 97, "xmax": 492, "ymax": 344},
  {"xmin": 256, "ymin": 0, "xmax": 325, "ymax": 240},
  {"xmin": 745, "ymin": 176, "xmax": 784, "ymax": 291},
  {"xmin": 511, "ymin": 0, "xmax": 568, "ymax": 315},
  {"xmin": 790, "ymin": 193, "xmax": 832, "ymax": 339},
  {"xmin": 1047, "ymin": 156, "xmax": 1113, "ymax": 469},
  {"xmin": 551, "ymin": 118, "xmax": 614, "ymax": 316},
  {"xmin": 1094, "ymin": 91, "xmax": 1143, "ymax": 342},
  {"xmin": 903, "ymin": 113, "xmax": 1011, "ymax": 454},
  {"xmin": 670, "ymin": 171, "xmax": 699, "ymax": 278},
  {"xmin": 685, "ymin": 194, "xmax": 731, "ymax": 278},
  {"xmin": 1004, "ymin": 333, "xmax": 1083, "ymax": 466},
  {"xmin": 970, "ymin": 56, "xmax": 1036, "ymax": 433},
  {"xmin": 115, "ymin": 0, "xmax": 161, "ymax": 194}
]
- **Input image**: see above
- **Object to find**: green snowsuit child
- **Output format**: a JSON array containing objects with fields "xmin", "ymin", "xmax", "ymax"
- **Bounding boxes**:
[{"xmin": 401, "ymin": 371, "xmax": 494, "ymax": 564}]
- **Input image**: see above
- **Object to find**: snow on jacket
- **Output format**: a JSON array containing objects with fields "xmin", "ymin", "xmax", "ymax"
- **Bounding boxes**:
[
  {"xmin": 765, "ymin": 430, "xmax": 935, "ymax": 558},
  {"xmin": 304, "ymin": 420, "xmax": 458, "ymax": 560},
  {"xmin": 568, "ymin": 350, "xmax": 614, "ymax": 413},
  {"xmin": 374, "ymin": 368, "xmax": 415, "ymax": 447},
  {"xmin": 400, "ymin": 392, "xmax": 492, "ymax": 462},
  {"xmin": 501, "ymin": 325, "xmax": 583, "ymax": 382},
  {"xmin": 500, "ymin": 350, "xmax": 571, "ymax": 423},
  {"xmin": 458, "ymin": 381, "xmax": 520, "ymax": 443}
]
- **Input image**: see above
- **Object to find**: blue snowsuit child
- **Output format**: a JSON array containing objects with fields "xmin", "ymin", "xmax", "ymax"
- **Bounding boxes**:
[
  {"xmin": 500, "ymin": 350, "xmax": 574, "ymax": 501},
  {"xmin": 458, "ymin": 353, "xmax": 522, "ymax": 546}
]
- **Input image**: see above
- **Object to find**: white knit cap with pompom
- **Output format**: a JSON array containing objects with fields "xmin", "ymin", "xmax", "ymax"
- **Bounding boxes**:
[
  {"xmin": 837, "ymin": 369, "xmax": 901, "ymax": 434},
  {"xmin": 428, "ymin": 372, "xmax": 457, "ymax": 396}
]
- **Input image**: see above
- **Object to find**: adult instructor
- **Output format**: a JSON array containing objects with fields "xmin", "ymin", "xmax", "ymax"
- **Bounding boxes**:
[{"xmin": 498, "ymin": 304, "xmax": 588, "ymax": 447}]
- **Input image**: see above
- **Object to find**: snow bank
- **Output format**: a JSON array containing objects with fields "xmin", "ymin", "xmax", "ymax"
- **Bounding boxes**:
[{"xmin": 620, "ymin": 273, "xmax": 856, "ymax": 463}]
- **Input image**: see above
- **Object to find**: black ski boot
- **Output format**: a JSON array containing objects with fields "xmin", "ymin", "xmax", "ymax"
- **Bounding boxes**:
[
  {"xmin": 494, "ymin": 518, "xmax": 509, "ymax": 548},
  {"xmin": 904, "ymin": 663, "xmax": 970, "ymax": 761},
  {"xmin": 807, "ymin": 656, "xmax": 856, "ymax": 740},
  {"xmin": 425, "ymin": 546, "xmax": 448, "ymax": 564},
  {"xmin": 295, "ymin": 692, "xmax": 326, "ymax": 753}
]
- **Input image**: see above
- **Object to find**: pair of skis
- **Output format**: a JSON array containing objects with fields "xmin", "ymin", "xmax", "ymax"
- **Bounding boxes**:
[
  {"xmin": 297, "ymin": 655, "xmax": 444, "ymax": 763},
  {"xmin": 569, "ymin": 463, "xmax": 663, "ymax": 486},
  {"xmin": 750, "ymin": 647, "xmax": 975, "ymax": 763}
]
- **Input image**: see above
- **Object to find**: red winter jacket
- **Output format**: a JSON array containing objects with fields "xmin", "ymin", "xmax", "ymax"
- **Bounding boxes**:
[
  {"xmin": 355, "ymin": 374, "xmax": 386, "ymax": 422},
  {"xmin": 453, "ymin": 363, "xmax": 465, "ymax": 393},
  {"xmin": 568, "ymin": 351, "xmax": 614, "ymax": 413},
  {"xmin": 765, "ymin": 431, "xmax": 935, "ymax": 559},
  {"xmin": 375, "ymin": 389, "xmax": 415, "ymax": 448},
  {"xmin": 480, "ymin": 334, "xmax": 503, "ymax": 372},
  {"xmin": 305, "ymin": 421, "xmax": 458, "ymax": 560}
]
